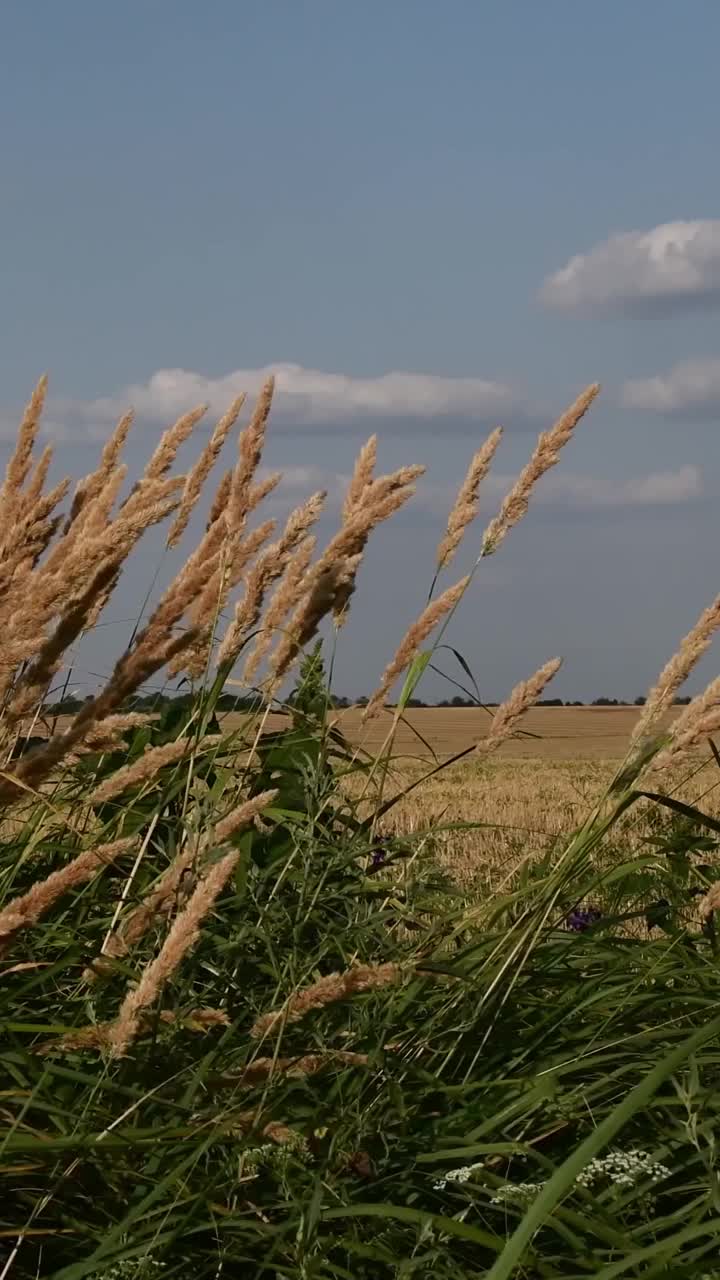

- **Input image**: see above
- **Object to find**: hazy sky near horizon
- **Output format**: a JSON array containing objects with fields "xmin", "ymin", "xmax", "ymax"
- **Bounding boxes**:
[{"xmin": 3, "ymin": 0, "xmax": 720, "ymax": 703}]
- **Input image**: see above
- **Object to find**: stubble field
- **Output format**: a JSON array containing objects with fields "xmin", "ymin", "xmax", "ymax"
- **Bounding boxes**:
[{"xmin": 220, "ymin": 705, "xmax": 720, "ymax": 885}]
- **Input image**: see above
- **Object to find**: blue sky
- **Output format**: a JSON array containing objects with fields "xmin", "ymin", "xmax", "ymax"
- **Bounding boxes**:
[{"xmin": 3, "ymin": 0, "xmax": 720, "ymax": 702}]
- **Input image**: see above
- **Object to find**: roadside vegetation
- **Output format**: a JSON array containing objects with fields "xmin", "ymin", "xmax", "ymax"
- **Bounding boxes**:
[{"xmin": 3, "ymin": 376, "xmax": 720, "ymax": 1278}]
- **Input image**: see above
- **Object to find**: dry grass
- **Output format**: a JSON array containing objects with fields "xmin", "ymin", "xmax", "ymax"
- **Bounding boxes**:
[{"xmin": 7, "ymin": 371, "xmax": 720, "ymax": 970}]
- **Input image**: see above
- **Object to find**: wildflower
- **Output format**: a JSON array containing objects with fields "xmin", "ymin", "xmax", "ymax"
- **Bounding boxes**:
[
  {"xmin": 566, "ymin": 906, "xmax": 602, "ymax": 932},
  {"xmin": 433, "ymin": 1160, "xmax": 484, "ymax": 1191},
  {"xmin": 370, "ymin": 840, "xmax": 389, "ymax": 869},
  {"xmin": 490, "ymin": 1181, "xmax": 545, "ymax": 1207},
  {"xmin": 433, "ymin": 1147, "xmax": 670, "ymax": 1207},
  {"xmin": 576, "ymin": 1148, "xmax": 670, "ymax": 1189},
  {"xmin": 240, "ymin": 1130, "xmax": 309, "ymax": 1179}
]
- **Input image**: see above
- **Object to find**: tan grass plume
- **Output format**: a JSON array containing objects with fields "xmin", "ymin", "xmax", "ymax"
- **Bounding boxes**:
[
  {"xmin": 167, "ymin": 395, "xmax": 246, "ymax": 547},
  {"xmin": 481, "ymin": 384, "xmax": 599, "ymax": 556},
  {"xmin": 436, "ymin": 427, "xmax": 503, "ymax": 572},
  {"xmin": 251, "ymin": 961, "xmax": 405, "ymax": 1040},
  {"xmin": 86, "ymin": 789, "xmax": 277, "ymax": 976},
  {"xmin": 364, "ymin": 576, "xmax": 470, "ymax": 720},
  {"xmin": 106, "ymin": 848, "xmax": 240, "ymax": 1057},
  {"xmin": 478, "ymin": 657, "xmax": 563, "ymax": 753},
  {"xmin": 632, "ymin": 591, "xmax": 720, "ymax": 746},
  {"xmin": 0, "ymin": 837, "xmax": 136, "ymax": 952}
]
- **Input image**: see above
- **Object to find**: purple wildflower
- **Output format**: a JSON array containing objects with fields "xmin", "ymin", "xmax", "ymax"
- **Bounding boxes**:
[{"xmin": 567, "ymin": 907, "xmax": 602, "ymax": 932}]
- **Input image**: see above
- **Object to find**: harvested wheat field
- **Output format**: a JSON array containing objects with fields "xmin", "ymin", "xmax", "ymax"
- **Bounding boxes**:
[
  {"xmin": 319, "ymin": 707, "xmax": 718, "ymax": 886},
  {"xmin": 331, "ymin": 705, "xmax": 681, "ymax": 761},
  {"xmin": 218, "ymin": 706, "xmax": 720, "ymax": 885},
  {"xmin": 221, "ymin": 705, "xmax": 681, "ymax": 761}
]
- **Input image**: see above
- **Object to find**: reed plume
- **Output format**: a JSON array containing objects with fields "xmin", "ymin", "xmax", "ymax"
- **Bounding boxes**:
[
  {"xmin": 268, "ymin": 555, "xmax": 362, "ymax": 686},
  {"xmin": 106, "ymin": 848, "xmax": 240, "ymax": 1057},
  {"xmin": 0, "ymin": 376, "xmax": 48, "ymax": 541},
  {"xmin": 242, "ymin": 536, "xmax": 316, "ymax": 684},
  {"xmin": 478, "ymin": 657, "xmax": 563, "ymax": 753},
  {"xmin": 87, "ymin": 735, "xmax": 222, "ymax": 806},
  {"xmin": 167, "ymin": 395, "xmax": 246, "ymax": 547},
  {"xmin": 651, "ymin": 673, "xmax": 720, "ymax": 769},
  {"xmin": 632, "ymin": 591, "xmax": 720, "ymax": 746},
  {"xmin": 481, "ymin": 384, "xmax": 599, "ymax": 556},
  {"xmin": 86, "ymin": 789, "xmax": 277, "ymax": 975},
  {"xmin": 172, "ymin": 518, "xmax": 277, "ymax": 680},
  {"xmin": 64, "ymin": 410, "xmax": 133, "ymax": 533},
  {"xmin": 251, "ymin": 962, "xmax": 405, "ymax": 1039},
  {"xmin": 343, "ymin": 435, "xmax": 377, "ymax": 522},
  {"xmin": 268, "ymin": 465, "xmax": 422, "ymax": 683},
  {"xmin": 364, "ymin": 576, "xmax": 470, "ymax": 720},
  {"xmin": 35, "ymin": 1007, "xmax": 230, "ymax": 1055},
  {"xmin": 436, "ymin": 427, "xmax": 503, "ymax": 572},
  {"xmin": 207, "ymin": 468, "xmax": 232, "ymax": 530},
  {"xmin": 0, "ymin": 837, "xmax": 136, "ymax": 951},
  {"xmin": 215, "ymin": 492, "xmax": 326, "ymax": 670},
  {"xmin": 224, "ymin": 1050, "xmax": 371, "ymax": 1087},
  {"xmin": 213, "ymin": 789, "xmax": 278, "ymax": 841},
  {"xmin": 140, "ymin": 405, "xmax": 208, "ymax": 487},
  {"xmin": 227, "ymin": 378, "xmax": 275, "ymax": 529}
]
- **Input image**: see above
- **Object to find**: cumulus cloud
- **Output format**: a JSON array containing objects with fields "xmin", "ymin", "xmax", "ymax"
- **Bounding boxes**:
[
  {"xmin": 414, "ymin": 465, "xmax": 702, "ymax": 517},
  {"xmin": 56, "ymin": 363, "xmax": 522, "ymax": 433},
  {"xmin": 541, "ymin": 219, "xmax": 720, "ymax": 310},
  {"xmin": 622, "ymin": 357, "xmax": 720, "ymax": 416},
  {"xmin": 532, "ymin": 466, "xmax": 701, "ymax": 507}
]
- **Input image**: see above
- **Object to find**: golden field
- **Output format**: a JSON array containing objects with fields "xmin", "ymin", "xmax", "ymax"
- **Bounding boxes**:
[
  {"xmin": 32, "ymin": 706, "xmax": 720, "ymax": 887},
  {"xmin": 223, "ymin": 705, "xmax": 720, "ymax": 885},
  {"xmin": 331, "ymin": 704, "xmax": 679, "ymax": 761},
  {"xmin": 221, "ymin": 704, "xmax": 681, "ymax": 761}
]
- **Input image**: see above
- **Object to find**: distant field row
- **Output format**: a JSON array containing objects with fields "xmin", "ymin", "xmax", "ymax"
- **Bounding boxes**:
[
  {"xmin": 34, "ymin": 705, "xmax": 681, "ymax": 763},
  {"xmin": 220, "ymin": 705, "xmax": 681, "ymax": 761}
]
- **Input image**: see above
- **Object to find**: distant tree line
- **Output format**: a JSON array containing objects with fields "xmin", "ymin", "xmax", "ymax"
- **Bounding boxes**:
[{"xmin": 41, "ymin": 691, "xmax": 694, "ymax": 716}]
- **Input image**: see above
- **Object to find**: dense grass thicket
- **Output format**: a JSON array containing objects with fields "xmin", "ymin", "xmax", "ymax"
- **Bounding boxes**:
[{"xmin": 4, "ymin": 376, "xmax": 720, "ymax": 1277}]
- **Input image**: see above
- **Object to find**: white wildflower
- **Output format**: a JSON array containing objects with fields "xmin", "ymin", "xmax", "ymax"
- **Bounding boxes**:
[
  {"xmin": 240, "ymin": 1132, "xmax": 309, "ymax": 1179},
  {"xmin": 576, "ymin": 1148, "xmax": 670, "ymax": 1190},
  {"xmin": 490, "ymin": 1181, "xmax": 545, "ymax": 1207},
  {"xmin": 433, "ymin": 1160, "xmax": 484, "ymax": 1191},
  {"xmin": 432, "ymin": 1145, "xmax": 670, "ymax": 1208}
]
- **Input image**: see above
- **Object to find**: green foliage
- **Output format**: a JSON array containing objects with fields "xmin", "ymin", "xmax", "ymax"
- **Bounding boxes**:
[{"xmin": 5, "ymin": 675, "xmax": 720, "ymax": 1278}]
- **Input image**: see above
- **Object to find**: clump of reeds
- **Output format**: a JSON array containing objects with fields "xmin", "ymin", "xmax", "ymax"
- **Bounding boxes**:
[
  {"xmin": 361, "ymin": 385, "xmax": 599, "ymax": 719},
  {"xmin": 0, "ymin": 372, "xmax": 607, "ymax": 1054},
  {"xmin": 0, "ymin": 376, "xmax": 427, "ymax": 810}
]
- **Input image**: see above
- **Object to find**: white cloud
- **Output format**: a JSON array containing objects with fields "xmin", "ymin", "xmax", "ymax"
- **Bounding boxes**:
[
  {"xmin": 416, "ymin": 465, "xmax": 702, "ymax": 516},
  {"xmin": 541, "ymin": 219, "xmax": 720, "ymax": 309},
  {"xmin": 624, "ymin": 465, "xmax": 702, "ymax": 504},
  {"xmin": 59, "ymin": 363, "xmax": 521, "ymax": 432},
  {"xmin": 622, "ymin": 357, "xmax": 720, "ymax": 415},
  {"xmin": 532, "ymin": 466, "xmax": 701, "ymax": 507}
]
